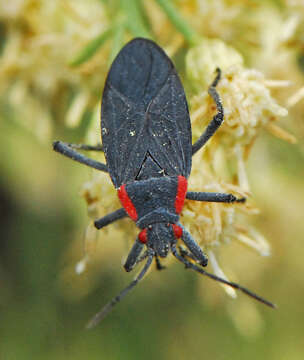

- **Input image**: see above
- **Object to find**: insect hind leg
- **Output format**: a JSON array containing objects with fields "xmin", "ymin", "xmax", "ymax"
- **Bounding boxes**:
[
  {"xmin": 192, "ymin": 68, "xmax": 224, "ymax": 155},
  {"xmin": 53, "ymin": 141, "xmax": 107, "ymax": 172}
]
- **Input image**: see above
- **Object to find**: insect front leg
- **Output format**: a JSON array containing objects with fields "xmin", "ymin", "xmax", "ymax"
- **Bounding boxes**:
[
  {"xmin": 155, "ymin": 256, "xmax": 166, "ymax": 271},
  {"xmin": 192, "ymin": 68, "xmax": 224, "ymax": 155},
  {"xmin": 124, "ymin": 238, "xmax": 145, "ymax": 272},
  {"xmin": 53, "ymin": 141, "xmax": 107, "ymax": 172},
  {"xmin": 178, "ymin": 245, "xmax": 198, "ymax": 262},
  {"xmin": 178, "ymin": 224, "xmax": 208, "ymax": 267},
  {"xmin": 186, "ymin": 192, "xmax": 246, "ymax": 203}
]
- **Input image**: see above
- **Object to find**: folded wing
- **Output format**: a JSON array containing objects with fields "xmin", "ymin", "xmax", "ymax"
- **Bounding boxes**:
[{"xmin": 101, "ymin": 38, "xmax": 192, "ymax": 188}]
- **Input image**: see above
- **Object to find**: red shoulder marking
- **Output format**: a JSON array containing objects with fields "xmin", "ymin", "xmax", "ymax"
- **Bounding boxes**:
[
  {"xmin": 117, "ymin": 185, "xmax": 138, "ymax": 221},
  {"xmin": 175, "ymin": 176, "xmax": 187, "ymax": 214}
]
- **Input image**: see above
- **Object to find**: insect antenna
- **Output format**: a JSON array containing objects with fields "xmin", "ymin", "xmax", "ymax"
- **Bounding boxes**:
[
  {"xmin": 86, "ymin": 252, "xmax": 154, "ymax": 329},
  {"xmin": 171, "ymin": 244, "xmax": 276, "ymax": 309}
]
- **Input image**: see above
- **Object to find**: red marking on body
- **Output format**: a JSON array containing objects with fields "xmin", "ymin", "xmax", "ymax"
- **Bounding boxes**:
[
  {"xmin": 175, "ymin": 176, "xmax": 187, "ymax": 214},
  {"xmin": 139, "ymin": 228, "xmax": 147, "ymax": 244},
  {"xmin": 172, "ymin": 224, "xmax": 183, "ymax": 239},
  {"xmin": 117, "ymin": 185, "xmax": 138, "ymax": 221}
]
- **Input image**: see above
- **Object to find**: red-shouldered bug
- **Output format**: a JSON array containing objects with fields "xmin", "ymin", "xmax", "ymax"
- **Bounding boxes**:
[{"xmin": 53, "ymin": 38, "xmax": 275, "ymax": 328}]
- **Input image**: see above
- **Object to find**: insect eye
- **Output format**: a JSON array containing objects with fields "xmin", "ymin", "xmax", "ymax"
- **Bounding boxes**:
[
  {"xmin": 172, "ymin": 224, "xmax": 183, "ymax": 239},
  {"xmin": 138, "ymin": 229, "xmax": 147, "ymax": 244}
]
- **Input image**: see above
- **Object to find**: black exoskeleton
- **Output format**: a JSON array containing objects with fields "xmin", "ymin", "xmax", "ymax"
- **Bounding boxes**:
[{"xmin": 53, "ymin": 38, "xmax": 275, "ymax": 327}]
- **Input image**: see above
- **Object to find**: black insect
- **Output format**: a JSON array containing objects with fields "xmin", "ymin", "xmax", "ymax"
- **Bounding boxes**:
[{"xmin": 53, "ymin": 38, "xmax": 275, "ymax": 327}]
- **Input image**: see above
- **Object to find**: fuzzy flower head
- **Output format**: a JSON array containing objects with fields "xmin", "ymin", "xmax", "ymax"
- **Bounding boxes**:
[
  {"xmin": 75, "ymin": 38, "xmax": 290, "ymax": 306},
  {"xmin": 187, "ymin": 39, "xmax": 289, "ymax": 193},
  {"xmin": 0, "ymin": 0, "xmax": 109, "ymax": 141},
  {"xmin": 180, "ymin": 39, "xmax": 289, "ymax": 294}
]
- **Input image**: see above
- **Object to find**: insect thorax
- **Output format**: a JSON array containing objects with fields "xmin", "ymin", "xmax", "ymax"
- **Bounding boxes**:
[{"xmin": 118, "ymin": 176, "xmax": 187, "ymax": 229}]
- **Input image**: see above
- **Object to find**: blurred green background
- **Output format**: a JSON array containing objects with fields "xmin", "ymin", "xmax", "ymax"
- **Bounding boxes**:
[{"xmin": 1, "ymin": 1, "xmax": 304, "ymax": 359}]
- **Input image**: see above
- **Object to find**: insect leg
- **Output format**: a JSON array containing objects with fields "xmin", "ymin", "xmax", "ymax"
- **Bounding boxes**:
[
  {"xmin": 94, "ymin": 208, "xmax": 127, "ymax": 229},
  {"xmin": 179, "ymin": 245, "xmax": 199, "ymax": 262},
  {"xmin": 155, "ymin": 256, "xmax": 166, "ymax": 271},
  {"xmin": 186, "ymin": 192, "xmax": 246, "ymax": 203},
  {"xmin": 192, "ymin": 68, "xmax": 224, "ymax": 155},
  {"xmin": 63, "ymin": 143, "xmax": 103, "ymax": 151},
  {"xmin": 171, "ymin": 243, "xmax": 276, "ymax": 309},
  {"xmin": 178, "ymin": 224, "xmax": 208, "ymax": 267},
  {"xmin": 53, "ymin": 141, "xmax": 107, "ymax": 172},
  {"xmin": 87, "ymin": 251, "xmax": 154, "ymax": 328},
  {"xmin": 124, "ymin": 238, "xmax": 145, "ymax": 272}
]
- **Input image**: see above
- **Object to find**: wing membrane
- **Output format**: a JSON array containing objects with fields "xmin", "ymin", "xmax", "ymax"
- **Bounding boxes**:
[{"xmin": 101, "ymin": 38, "xmax": 192, "ymax": 188}]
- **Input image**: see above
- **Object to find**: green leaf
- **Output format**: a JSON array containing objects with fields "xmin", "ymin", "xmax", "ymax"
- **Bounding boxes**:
[
  {"xmin": 69, "ymin": 28, "xmax": 113, "ymax": 67},
  {"xmin": 108, "ymin": 21, "xmax": 126, "ymax": 64},
  {"xmin": 155, "ymin": 0, "xmax": 200, "ymax": 46},
  {"xmin": 121, "ymin": 0, "xmax": 151, "ymax": 38}
]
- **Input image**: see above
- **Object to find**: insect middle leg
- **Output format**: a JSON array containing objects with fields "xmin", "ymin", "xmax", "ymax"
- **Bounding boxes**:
[
  {"xmin": 192, "ymin": 68, "xmax": 224, "ymax": 155},
  {"xmin": 186, "ymin": 192, "xmax": 246, "ymax": 203},
  {"xmin": 53, "ymin": 141, "xmax": 107, "ymax": 172},
  {"xmin": 94, "ymin": 208, "xmax": 127, "ymax": 229}
]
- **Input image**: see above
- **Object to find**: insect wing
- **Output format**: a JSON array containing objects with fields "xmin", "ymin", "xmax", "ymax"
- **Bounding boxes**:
[
  {"xmin": 101, "ymin": 38, "xmax": 192, "ymax": 188},
  {"xmin": 146, "ymin": 69, "xmax": 192, "ymax": 179}
]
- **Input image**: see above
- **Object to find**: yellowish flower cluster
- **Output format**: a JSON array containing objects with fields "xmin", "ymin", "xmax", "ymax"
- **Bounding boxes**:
[
  {"xmin": 77, "ymin": 38, "xmax": 292, "ymax": 299},
  {"xmin": 0, "ymin": 0, "xmax": 108, "ymax": 140},
  {"xmin": 1, "ymin": 0, "xmax": 302, "ymax": 327}
]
